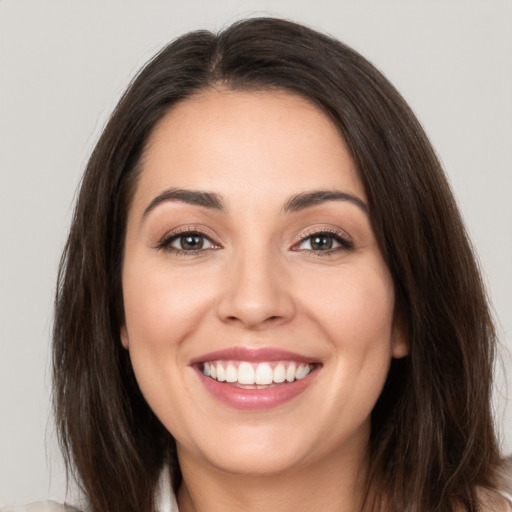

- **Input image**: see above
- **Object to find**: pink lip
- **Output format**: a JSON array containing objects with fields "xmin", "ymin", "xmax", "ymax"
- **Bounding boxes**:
[
  {"xmin": 190, "ymin": 346, "xmax": 320, "ymax": 411},
  {"xmin": 194, "ymin": 367, "xmax": 318, "ymax": 410},
  {"xmin": 189, "ymin": 346, "xmax": 317, "ymax": 365}
]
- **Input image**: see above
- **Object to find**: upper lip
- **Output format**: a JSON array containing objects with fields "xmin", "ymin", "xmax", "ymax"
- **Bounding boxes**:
[{"xmin": 189, "ymin": 346, "xmax": 319, "ymax": 365}]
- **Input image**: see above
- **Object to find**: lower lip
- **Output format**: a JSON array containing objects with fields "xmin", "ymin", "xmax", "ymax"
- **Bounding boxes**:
[{"xmin": 195, "ymin": 368, "xmax": 317, "ymax": 410}]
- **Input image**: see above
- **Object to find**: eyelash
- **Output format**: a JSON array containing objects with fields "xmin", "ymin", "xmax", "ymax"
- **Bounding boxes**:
[
  {"xmin": 155, "ymin": 228, "xmax": 353, "ymax": 256},
  {"xmin": 292, "ymin": 229, "xmax": 354, "ymax": 256},
  {"xmin": 155, "ymin": 229, "xmax": 220, "ymax": 255}
]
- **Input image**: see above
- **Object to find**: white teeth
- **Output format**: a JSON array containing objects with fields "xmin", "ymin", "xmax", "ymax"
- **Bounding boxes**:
[
  {"xmin": 203, "ymin": 360, "xmax": 314, "ymax": 385},
  {"xmin": 216, "ymin": 363, "xmax": 226, "ymax": 382},
  {"xmin": 295, "ymin": 364, "xmax": 311, "ymax": 380},
  {"xmin": 238, "ymin": 362, "xmax": 255, "ymax": 385},
  {"xmin": 225, "ymin": 364, "xmax": 237, "ymax": 383},
  {"xmin": 255, "ymin": 363, "xmax": 273, "ymax": 385},
  {"xmin": 285, "ymin": 362, "xmax": 296, "ymax": 382},
  {"xmin": 273, "ymin": 363, "xmax": 286, "ymax": 383}
]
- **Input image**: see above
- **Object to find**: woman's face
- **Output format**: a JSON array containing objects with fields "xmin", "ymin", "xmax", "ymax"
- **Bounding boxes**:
[{"xmin": 121, "ymin": 89, "xmax": 407, "ymax": 477}]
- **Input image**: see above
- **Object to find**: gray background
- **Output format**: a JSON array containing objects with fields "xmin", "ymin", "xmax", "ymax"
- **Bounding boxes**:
[{"xmin": 1, "ymin": 0, "xmax": 511, "ymax": 506}]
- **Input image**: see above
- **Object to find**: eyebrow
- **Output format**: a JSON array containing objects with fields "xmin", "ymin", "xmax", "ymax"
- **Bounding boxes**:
[
  {"xmin": 283, "ymin": 190, "xmax": 368, "ymax": 214},
  {"xmin": 142, "ymin": 187, "xmax": 367, "ymax": 220},
  {"xmin": 143, "ymin": 188, "xmax": 226, "ymax": 218}
]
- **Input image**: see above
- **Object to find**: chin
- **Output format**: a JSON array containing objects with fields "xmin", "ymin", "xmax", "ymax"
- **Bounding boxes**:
[
  {"xmin": 176, "ymin": 421, "xmax": 314, "ymax": 476},
  {"xmin": 197, "ymin": 446, "xmax": 307, "ymax": 477}
]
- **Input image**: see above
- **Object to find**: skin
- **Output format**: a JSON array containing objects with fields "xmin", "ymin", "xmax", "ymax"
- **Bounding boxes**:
[{"xmin": 121, "ymin": 89, "xmax": 408, "ymax": 512}]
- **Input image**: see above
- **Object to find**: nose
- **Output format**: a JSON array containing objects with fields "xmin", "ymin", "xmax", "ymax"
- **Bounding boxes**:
[{"xmin": 216, "ymin": 248, "xmax": 296, "ymax": 330}]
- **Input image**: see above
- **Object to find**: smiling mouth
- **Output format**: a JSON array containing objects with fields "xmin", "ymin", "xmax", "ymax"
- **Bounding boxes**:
[
  {"xmin": 190, "ymin": 347, "xmax": 320, "ymax": 409},
  {"xmin": 200, "ymin": 360, "xmax": 315, "ymax": 387}
]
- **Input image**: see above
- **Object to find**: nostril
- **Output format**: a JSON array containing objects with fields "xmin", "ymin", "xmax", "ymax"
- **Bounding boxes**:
[
  {"xmin": 226, "ymin": 314, "xmax": 279, "ymax": 321},
  {"xmin": 216, "ymin": 282, "xmax": 296, "ymax": 328},
  {"xmin": 223, "ymin": 313, "xmax": 286, "ymax": 328}
]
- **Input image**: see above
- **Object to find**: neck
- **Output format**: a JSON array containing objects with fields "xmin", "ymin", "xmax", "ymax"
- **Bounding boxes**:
[{"xmin": 176, "ymin": 446, "xmax": 368, "ymax": 512}]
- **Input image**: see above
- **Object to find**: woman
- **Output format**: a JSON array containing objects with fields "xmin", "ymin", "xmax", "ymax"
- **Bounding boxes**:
[{"xmin": 5, "ymin": 17, "xmax": 511, "ymax": 512}]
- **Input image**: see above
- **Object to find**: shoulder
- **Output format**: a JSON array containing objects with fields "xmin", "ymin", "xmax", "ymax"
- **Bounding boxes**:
[
  {"xmin": 0, "ymin": 502, "xmax": 81, "ymax": 512},
  {"xmin": 476, "ymin": 489, "xmax": 512, "ymax": 512},
  {"xmin": 498, "ymin": 492, "xmax": 512, "ymax": 512}
]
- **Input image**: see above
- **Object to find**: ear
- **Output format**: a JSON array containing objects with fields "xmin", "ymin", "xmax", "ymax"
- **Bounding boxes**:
[
  {"xmin": 391, "ymin": 310, "xmax": 408, "ymax": 359},
  {"xmin": 120, "ymin": 325, "xmax": 129, "ymax": 349}
]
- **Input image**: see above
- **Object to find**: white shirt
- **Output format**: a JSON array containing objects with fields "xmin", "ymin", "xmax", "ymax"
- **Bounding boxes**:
[
  {"xmin": 2, "ymin": 468, "xmax": 511, "ymax": 512},
  {"xmin": 0, "ymin": 466, "xmax": 179, "ymax": 512}
]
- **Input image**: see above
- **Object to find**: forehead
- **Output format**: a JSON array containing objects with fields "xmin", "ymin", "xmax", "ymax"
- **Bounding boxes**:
[{"xmin": 134, "ymin": 88, "xmax": 365, "ymax": 210}]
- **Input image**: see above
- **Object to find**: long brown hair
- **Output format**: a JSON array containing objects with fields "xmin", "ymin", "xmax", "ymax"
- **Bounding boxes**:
[{"xmin": 53, "ymin": 17, "xmax": 503, "ymax": 512}]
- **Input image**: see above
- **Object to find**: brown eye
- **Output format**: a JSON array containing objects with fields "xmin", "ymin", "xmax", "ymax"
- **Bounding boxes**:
[
  {"xmin": 174, "ymin": 234, "xmax": 206, "ymax": 250},
  {"xmin": 163, "ymin": 231, "xmax": 217, "ymax": 252},
  {"xmin": 295, "ymin": 231, "xmax": 353, "ymax": 253},
  {"xmin": 309, "ymin": 235, "xmax": 334, "ymax": 250}
]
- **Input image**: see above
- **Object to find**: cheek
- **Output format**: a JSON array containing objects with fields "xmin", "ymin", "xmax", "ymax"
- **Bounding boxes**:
[
  {"xmin": 122, "ymin": 260, "xmax": 214, "ymax": 350},
  {"xmin": 297, "ymin": 257, "xmax": 396, "ymax": 407},
  {"xmin": 301, "ymin": 261, "xmax": 396, "ymax": 348},
  {"xmin": 120, "ymin": 261, "xmax": 209, "ymax": 427}
]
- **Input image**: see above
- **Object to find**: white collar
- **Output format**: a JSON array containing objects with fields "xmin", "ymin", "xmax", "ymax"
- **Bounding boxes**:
[
  {"xmin": 155, "ymin": 465, "xmax": 179, "ymax": 512},
  {"xmin": 153, "ymin": 467, "xmax": 512, "ymax": 512}
]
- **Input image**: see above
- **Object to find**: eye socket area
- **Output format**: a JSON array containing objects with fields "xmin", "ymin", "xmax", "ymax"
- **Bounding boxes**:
[
  {"xmin": 156, "ymin": 229, "xmax": 221, "ymax": 254},
  {"xmin": 292, "ymin": 230, "xmax": 353, "ymax": 253},
  {"xmin": 170, "ymin": 232, "xmax": 214, "ymax": 251},
  {"xmin": 155, "ymin": 226, "xmax": 353, "ymax": 256}
]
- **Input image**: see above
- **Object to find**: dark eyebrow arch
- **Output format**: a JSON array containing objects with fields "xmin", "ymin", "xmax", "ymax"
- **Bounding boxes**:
[
  {"xmin": 283, "ymin": 190, "xmax": 368, "ymax": 214},
  {"xmin": 143, "ymin": 188, "xmax": 226, "ymax": 219}
]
